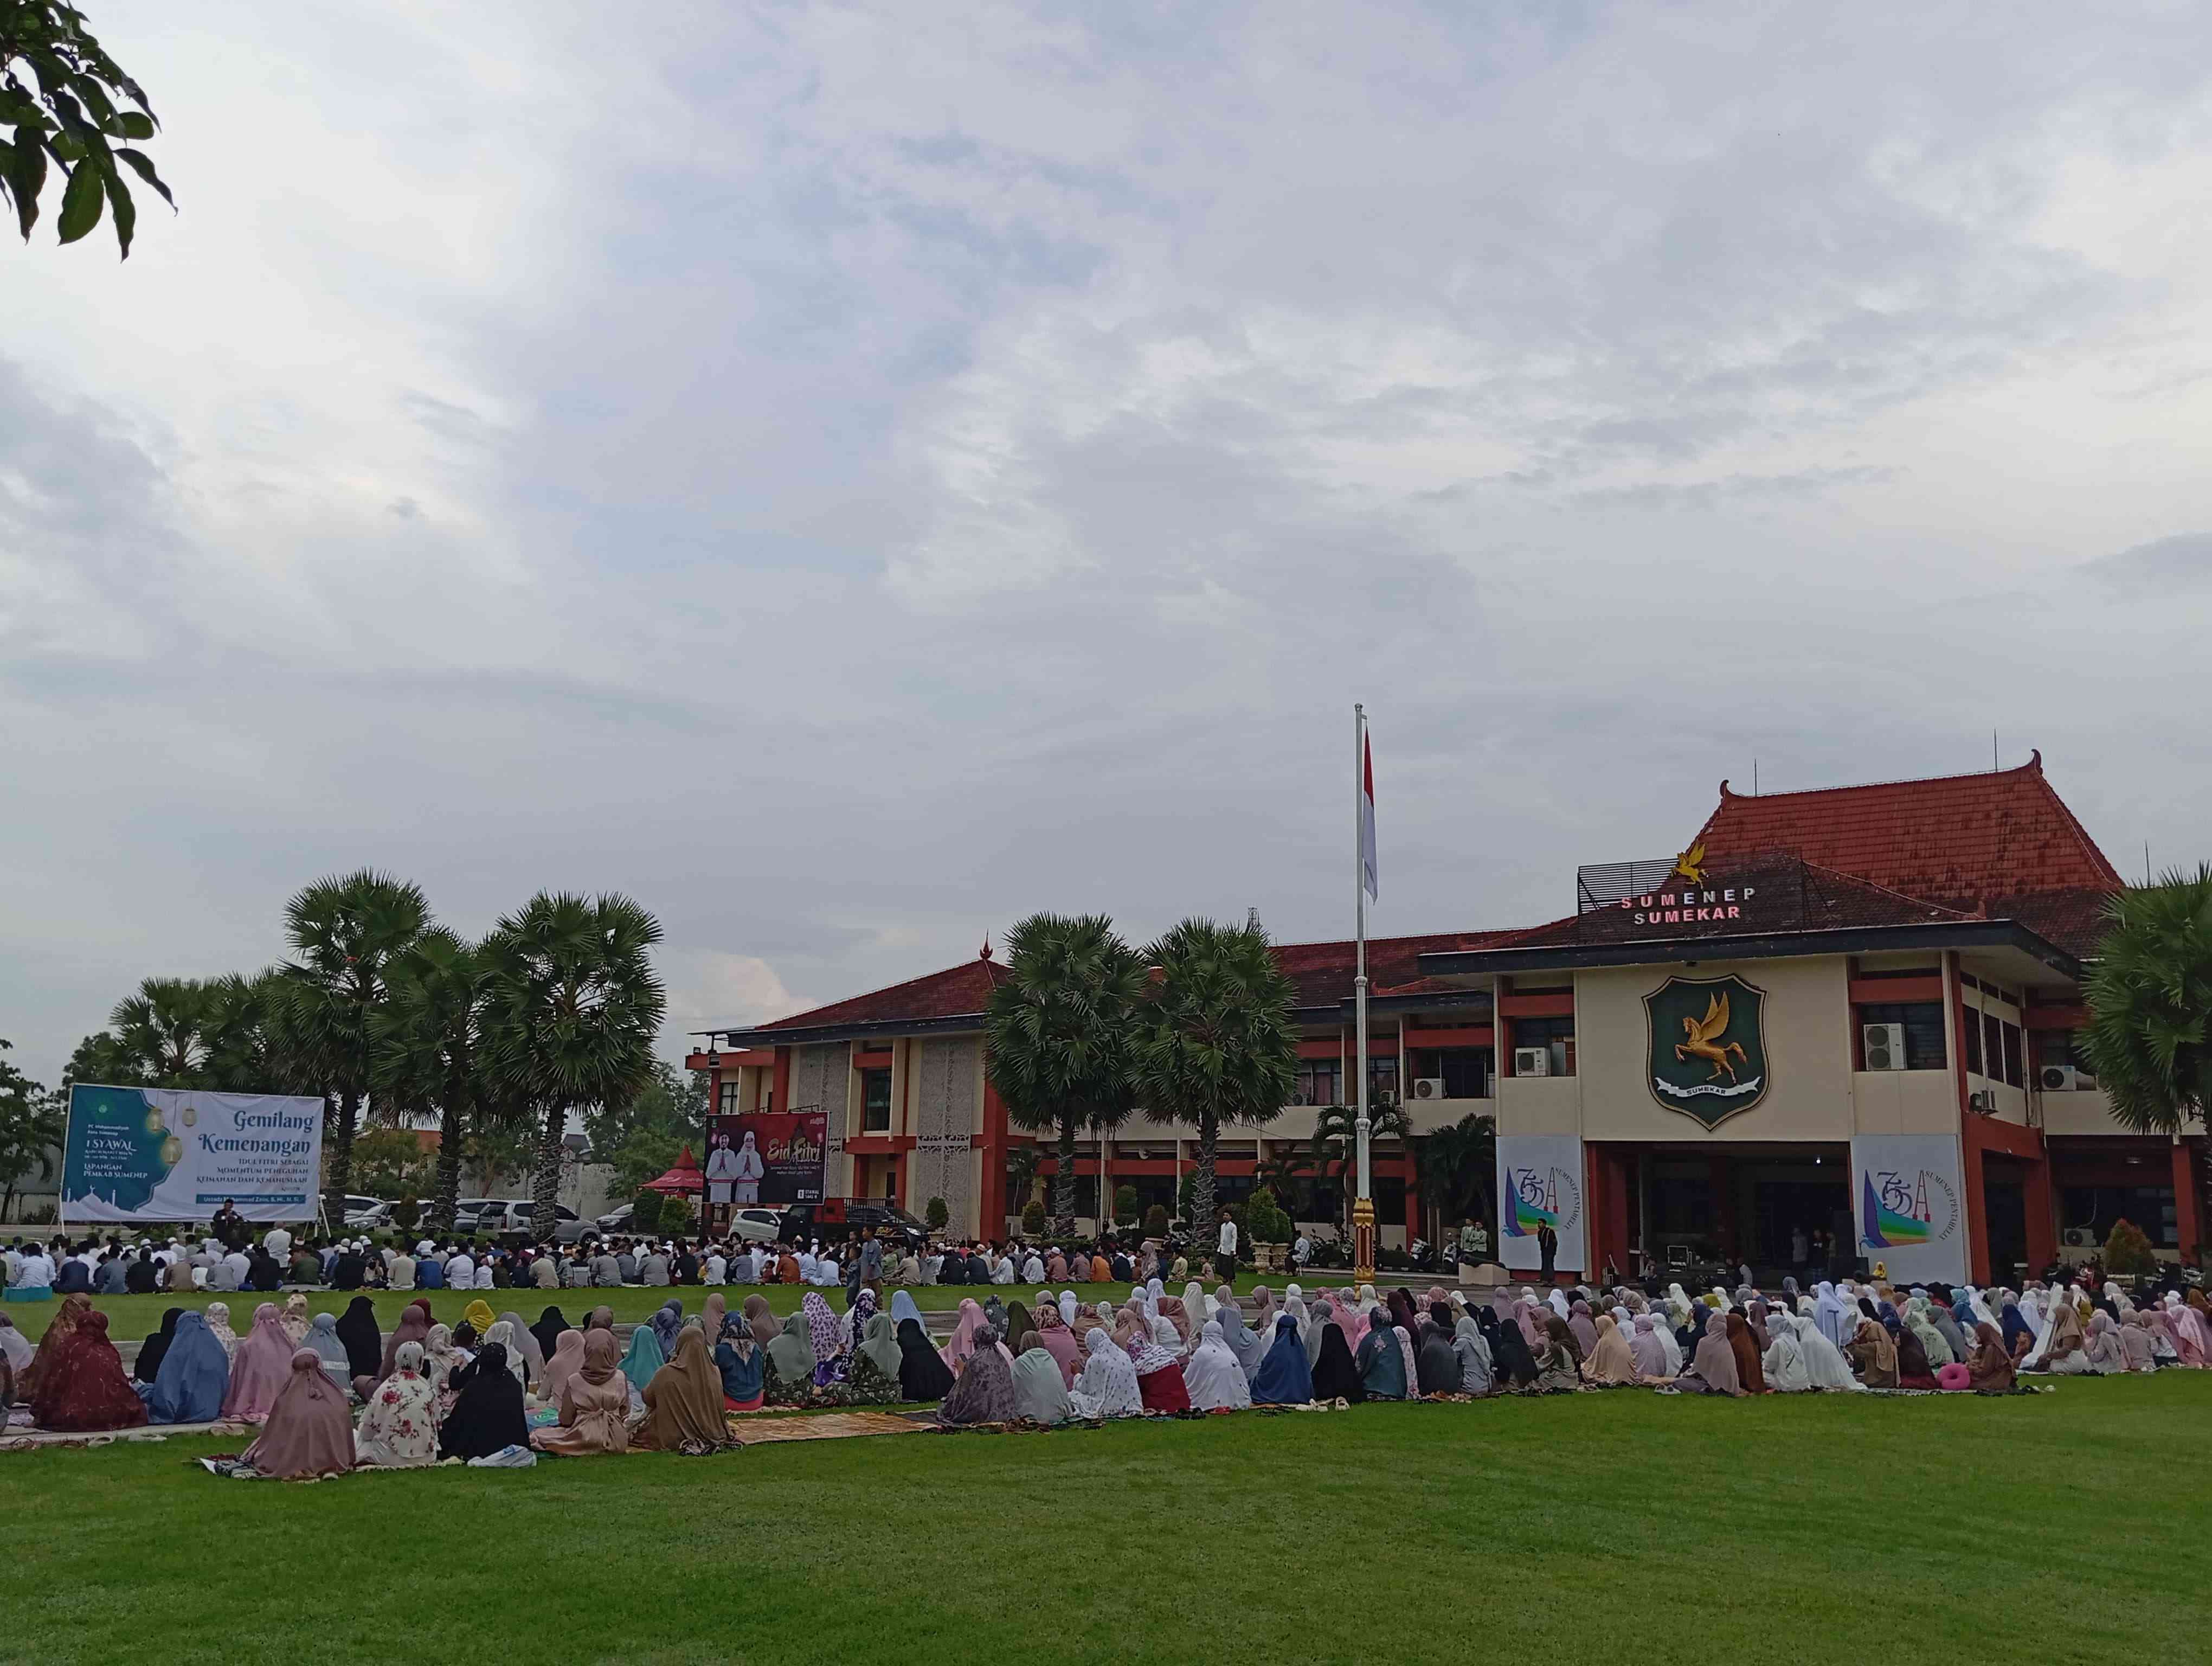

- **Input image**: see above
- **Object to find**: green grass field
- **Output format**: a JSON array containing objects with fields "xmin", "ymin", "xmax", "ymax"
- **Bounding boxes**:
[
  {"xmin": 2, "ymin": 1373, "xmax": 2207, "ymax": 1665},
  {"xmin": 3, "ymin": 1278, "xmax": 1281, "ymax": 1342}
]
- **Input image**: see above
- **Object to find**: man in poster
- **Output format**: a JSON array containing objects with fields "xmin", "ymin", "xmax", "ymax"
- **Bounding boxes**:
[{"xmin": 705, "ymin": 1132, "xmax": 742, "ymax": 1206}]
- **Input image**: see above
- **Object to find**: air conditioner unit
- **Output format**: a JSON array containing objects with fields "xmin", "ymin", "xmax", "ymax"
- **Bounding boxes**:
[
  {"xmin": 2040, "ymin": 1064, "xmax": 2089, "ymax": 1091},
  {"xmin": 1513, "ymin": 1047, "xmax": 1550, "ymax": 1078},
  {"xmin": 1411, "ymin": 1077, "xmax": 1447, "ymax": 1101},
  {"xmin": 1862, "ymin": 1023, "xmax": 1907, "ymax": 1071},
  {"xmin": 1968, "ymin": 1087, "xmax": 1998, "ymax": 1113},
  {"xmin": 2062, "ymin": 1227, "xmax": 2095, "ymax": 1248}
]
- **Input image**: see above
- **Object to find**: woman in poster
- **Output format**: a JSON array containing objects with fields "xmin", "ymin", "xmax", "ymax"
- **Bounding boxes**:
[{"xmin": 730, "ymin": 1130, "xmax": 766, "ymax": 1206}]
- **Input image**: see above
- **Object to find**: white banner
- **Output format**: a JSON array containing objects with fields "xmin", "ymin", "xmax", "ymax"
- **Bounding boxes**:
[
  {"xmin": 1849, "ymin": 1134, "xmax": 1967, "ymax": 1285},
  {"xmin": 63, "ymin": 1084, "xmax": 325, "ymax": 1223},
  {"xmin": 1496, "ymin": 1135, "xmax": 1586, "ymax": 1273}
]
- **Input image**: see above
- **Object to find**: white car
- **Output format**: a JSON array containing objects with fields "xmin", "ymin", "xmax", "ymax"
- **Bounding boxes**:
[
  {"xmin": 729, "ymin": 1207, "xmax": 783, "ymax": 1245},
  {"xmin": 342, "ymin": 1195, "xmax": 391, "ymax": 1228}
]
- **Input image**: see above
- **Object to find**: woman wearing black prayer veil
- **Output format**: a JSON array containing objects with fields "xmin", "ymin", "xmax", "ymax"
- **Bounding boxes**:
[
  {"xmin": 1488, "ymin": 1310, "xmax": 1540, "ymax": 1388},
  {"xmin": 1309, "ymin": 1320, "xmax": 1364, "ymax": 1403},
  {"xmin": 334, "ymin": 1296, "xmax": 382, "ymax": 1383},
  {"xmin": 895, "ymin": 1315, "xmax": 956, "ymax": 1401},
  {"xmin": 440, "ymin": 1341, "xmax": 529, "ymax": 1459}
]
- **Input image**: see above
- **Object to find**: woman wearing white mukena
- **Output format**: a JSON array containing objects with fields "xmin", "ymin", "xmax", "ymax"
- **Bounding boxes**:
[{"xmin": 728, "ymin": 1131, "xmax": 766, "ymax": 1207}]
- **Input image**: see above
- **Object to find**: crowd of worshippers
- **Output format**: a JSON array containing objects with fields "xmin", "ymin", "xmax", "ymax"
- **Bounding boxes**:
[{"xmin": 2, "ymin": 1227, "xmax": 1233, "ymax": 1304}]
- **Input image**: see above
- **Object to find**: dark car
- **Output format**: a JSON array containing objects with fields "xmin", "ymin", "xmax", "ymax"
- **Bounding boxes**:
[{"xmin": 777, "ymin": 1200, "xmax": 929, "ymax": 1253}]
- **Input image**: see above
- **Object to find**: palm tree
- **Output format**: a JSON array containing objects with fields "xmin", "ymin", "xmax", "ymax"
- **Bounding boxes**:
[
  {"xmin": 1306, "ymin": 1101, "xmax": 1411, "ymax": 1233},
  {"xmin": 1132, "ymin": 917, "xmax": 1298, "ymax": 1245},
  {"xmin": 983, "ymin": 913, "xmax": 1146, "ymax": 1234},
  {"xmin": 1415, "ymin": 1111, "xmax": 1497, "ymax": 1243},
  {"xmin": 375, "ymin": 927, "xmax": 484, "ymax": 1231},
  {"xmin": 201, "ymin": 970, "xmax": 311, "ymax": 1095},
  {"xmin": 480, "ymin": 892, "xmax": 666, "ymax": 1239},
  {"xmin": 2084, "ymin": 866, "xmax": 2212, "ymax": 1260},
  {"xmin": 108, "ymin": 977, "xmax": 215, "ymax": 1086},
  {"xmin": 280, "ymin": 869, "xmax": 431, "ymax": 1223}
]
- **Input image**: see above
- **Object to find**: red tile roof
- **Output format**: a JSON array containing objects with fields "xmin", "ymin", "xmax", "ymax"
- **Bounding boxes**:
[
  {"xmin": 744, "ymin": 957, "xmax": 1012, "ymax": 1036},
  {"xmin": 1686, "ymin": 751, "xmax": 2121, "ymax": 908},
  {"xmin": 1271, "ymin": 931, "xmax": 1526, "ymax": 1008}
]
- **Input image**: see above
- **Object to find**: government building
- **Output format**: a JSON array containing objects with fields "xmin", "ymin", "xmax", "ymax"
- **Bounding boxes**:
[{"xmin": 687, "ymin": 754, "xmax": 2195, "ymax": 1285}]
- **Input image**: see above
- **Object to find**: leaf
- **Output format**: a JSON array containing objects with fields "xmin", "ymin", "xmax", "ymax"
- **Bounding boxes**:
[
  {"xmin": 102, "ymin": 165, "xmax": 133, "ymax": 257},
  {"xmin": 6, "ymin": 131, "xmax": 46, "ymax": 238},
  {"xmin": 55, "ymin": 158, "xmax": 102, "ymax": 244},
  {"xmin": 113, "ymin": 146, "xmax": 172, "ymax": 208},
  {"xmin": 114, "ymin": 111, "xmax": 153, "ymax": 140}
]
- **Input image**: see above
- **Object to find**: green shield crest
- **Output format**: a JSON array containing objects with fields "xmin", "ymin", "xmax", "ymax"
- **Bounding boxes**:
[{"xmin": 1644, "ymin": 974, "xmax": 1770, "ymax": 1127}]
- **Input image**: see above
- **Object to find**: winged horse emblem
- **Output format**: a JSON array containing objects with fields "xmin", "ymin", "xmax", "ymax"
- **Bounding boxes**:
[{"xmin": 1674, "ymin": 990, "xmax": 1748, "ymax": 1084}]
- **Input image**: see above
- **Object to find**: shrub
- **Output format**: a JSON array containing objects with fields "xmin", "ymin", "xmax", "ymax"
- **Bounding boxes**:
[
  {"xmin": 2104, "ymin": 1216, "xmax": 2158, "ymax": 1276},
  {"xmin": 925, "ymin": 1195, "xmax": 949, "ymax": 1231},
  {"xmin": 1143, "ymin": 1202, "xmax": 1169, "ymax": 1237},
  {"xmin": 1021, "ymin": 1198, "xmax": 1047, "ymax": 1235},
  {"xmin": 631, "ymin": 1187, "xmax": 665, "ymax": 1232},
  {"xmin": 1113, "ymin": 1185, "xmax": 1139, "ymax": 1226},
  {"xmin": 1245, "ymin": 1185, "xmax": 1290, "ymax": 1245},
  {"xmin": 391, "ymin": 1196, "xmax": 420, "ymax": 1232}
]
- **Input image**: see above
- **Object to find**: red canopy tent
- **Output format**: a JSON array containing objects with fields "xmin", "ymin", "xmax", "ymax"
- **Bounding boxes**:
[{"xmin": 642, "ymin": 1146, "xmax": 705, "ymax": 1195}]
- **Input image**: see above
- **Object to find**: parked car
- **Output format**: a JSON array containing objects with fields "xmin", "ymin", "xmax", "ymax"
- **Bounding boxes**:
[
  {"xmin": 484, "ymin": 1200, "xmax": 592, "ymax": 1247},
  {"xmin": 447, "ymin": 1197, "xmax": 505, "ymax": 1235},
  {"xmin": 342, "ymin": 1195, "xmax": 391, "ymax": 1229},
  {"xmin": 778, "ymin": 1200, "xmax": 929, "ymax": 1253},
  {"xmin": 729, "ymin": 1206, "xmax": 783, "ymax": 1246},
  {"xmin": 594, "ymin": 1203, "xmax": 633, "ymax": 1233}
]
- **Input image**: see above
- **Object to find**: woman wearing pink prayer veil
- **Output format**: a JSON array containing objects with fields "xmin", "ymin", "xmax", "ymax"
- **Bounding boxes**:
[
  {"xmin": 221, "ymin": 1302, "xmax": 300, "ymax": 1420},
  {"xmin": 940, "ymin": 1298, "xmax": 987, "ymax": 1375},
  {"xmin": 241, "ymin": 1349, "xmax": 356, "ymax": 1479}
]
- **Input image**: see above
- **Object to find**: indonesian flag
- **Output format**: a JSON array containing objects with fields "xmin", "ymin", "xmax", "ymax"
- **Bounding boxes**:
[{"xmin": 1359, "ymin": 727, "xmax": 1378, "ymax": 900}]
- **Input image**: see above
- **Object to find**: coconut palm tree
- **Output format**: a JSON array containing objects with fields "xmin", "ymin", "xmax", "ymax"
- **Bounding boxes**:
[
  {"xmin": 480, "ymin": 892, "xmax": 665, "ymax": 1239},
  {"xmin": 1415, "ymin": 1111, "xmax": 1497, "ymax": 1244},
  {"xmin": 983, "ymin": 913, "xmax": 1146, "ymax": 1234},
  {"xmin": 375, "ymin": 927, "xmax": 484, "ymax": 1231},
  {"xmin": 2084, "ymin": 866, "xmax": 2212, "ymax": 1259},
  {"xmin": 1132, "ymin": 917, "xmax": 1299, "ymax": 1244},
  {"xmin": 108, "ymin": 976, "xmax": 215, "ymax": 1087},
  {"xmin": 280, "ymin": 869, "xmax": 431, "ymax": 1223}
]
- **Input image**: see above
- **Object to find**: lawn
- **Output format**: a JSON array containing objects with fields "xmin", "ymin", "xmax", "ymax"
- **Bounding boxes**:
[
  {"xmin": 3, "ymin": 1374, "xmax": 2208, "ymax": 1665},
  {"xmin": 2, "ymin": 1277, "xmax": 1285, "ymax": 1342}
]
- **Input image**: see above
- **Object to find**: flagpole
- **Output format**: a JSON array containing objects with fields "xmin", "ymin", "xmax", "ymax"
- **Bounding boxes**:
[{"xmin": 1352, "ymin": 702, "xmax": 1374, "ymax": 1286}]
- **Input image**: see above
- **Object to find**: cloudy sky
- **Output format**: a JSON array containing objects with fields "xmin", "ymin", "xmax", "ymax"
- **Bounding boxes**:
[{"xmin": 7, "ymin": 1, "xmax": 2211, "ymax": 1086}]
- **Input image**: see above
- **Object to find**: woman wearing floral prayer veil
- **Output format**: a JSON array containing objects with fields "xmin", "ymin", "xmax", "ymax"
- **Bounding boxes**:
[
  {"xmin": 936, "ymin": 1325, "xmax": 1018, "ymax": 1427},
  {"xmin": 439, "ymin": 1341, "xmax": 527, "ymax": 1460}
]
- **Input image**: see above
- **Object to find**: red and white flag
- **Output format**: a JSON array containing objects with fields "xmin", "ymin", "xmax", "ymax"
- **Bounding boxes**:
[{"xmin": 1359, "ymin": 725, "xmax": 1378, "ymax": 901}]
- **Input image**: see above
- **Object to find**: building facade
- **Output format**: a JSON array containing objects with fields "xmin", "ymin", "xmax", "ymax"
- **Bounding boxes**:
[{"xmin": 687, "ymin": 754, "xmax": 2200, "ymax": 1281}]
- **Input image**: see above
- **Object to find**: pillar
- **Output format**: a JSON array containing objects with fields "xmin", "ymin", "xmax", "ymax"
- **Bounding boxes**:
[
  {"xmin": 2174, "ymin": 1141, "xmax": 2203, "ymax": 1264},
  {"xmin": 1959, "ymin": 1118, "xmax": 1992, "ymax": 1286},
  {"xmin": 771, "ymin": 1047, "xmax": 790, "ymax": 1116},
  {"xmin": 2023, "ymin": 1146, "xmax": 2055, "ymax": 1273},
  {"xmin": 978, "ymin": 1077, "xmax": 1008, "ymax": 1238}
]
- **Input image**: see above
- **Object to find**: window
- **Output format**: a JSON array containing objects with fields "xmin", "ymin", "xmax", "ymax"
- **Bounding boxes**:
[
  {"xmin": 717, "ymin": 1081, "xmax": 742, "ymax": 1116},
  {"xmin": 1511, "ymin": 1016, "xmax": 1575, "ymax": 1077},
  {"xmin": 2061, "ymin": 1186, "xmax": 2177, "ymax": 1248},
  {"xmin": 1999, "ymin": 1021, "xmax": 2024, "ymax": 1088},
  {"xmin": 1411, "ymin": 1048, "xmax": 1493, "ymax": 1099},
  {"xmin": 1962, "ymin": 1008, "xmax": 1983, "ymax": 1076},
  {"xmin": 1367, "ymin": 1055, "xmax": 1400, "ymax": 1105},
  {"xmin": 1857, "ymin": 1002, "xmax": 1946, "ymax": 1070},
  {"xmin": 1983, "ymin": 1012, "xmax": 2004, "ymax": 1083},
  {"xmin": 860, "ymin": 1068, "xmax": 892, "ymax": 1132},
  {"xmin": 2037, "ymin": 1029, "xmax": 2084, "ymax": 1070},
  {"xmin": 1291, "ymin": 1058, "xmax": 1341, "ymax": 1107}
]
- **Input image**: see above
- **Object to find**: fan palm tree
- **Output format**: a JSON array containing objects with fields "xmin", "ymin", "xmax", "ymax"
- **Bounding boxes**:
[
  {"xmin": 280, "ymin": 869, "xmax": 431, "ymax": 1223},
  {"xmin": 1306, "ymin": 1101, "xmax": 1411, "ymax": 1233},
  {"xmin": 983, "ymin": 913, "xmax": 1146, "ymax": 1234},
  {"xmin": 375, "ymin": 927, "xmax": 484, "ymax": 1231},
  {"xmin": 108, "ymin": 976, "xmax": 215, "ymax": 1087},
  {"xmin": 1131, "ymin": 917, "xmax": 1298, "ymax": 1242},
  {"xmin": 480, "ymin": 892, "xmax": 666, "ymax": 1239},
  {"xmin": 2085, "ymin": 866, "xmax": 2212, "ymax": 1259},
  {"xmin": 200, "ymin": 970, "xmax": 313, "ymax": 1095}
]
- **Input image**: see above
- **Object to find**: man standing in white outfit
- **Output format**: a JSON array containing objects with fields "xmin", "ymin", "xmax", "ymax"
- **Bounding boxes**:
[{"xmin": 1214, "ymin": 1207, "xmax": 1238, "ymax": 1285}]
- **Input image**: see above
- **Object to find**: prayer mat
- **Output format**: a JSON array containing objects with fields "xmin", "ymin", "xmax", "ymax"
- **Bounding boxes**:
[{"xmin": 728, "ymin": 1410, "xmax": 922, "ymax": 1446}]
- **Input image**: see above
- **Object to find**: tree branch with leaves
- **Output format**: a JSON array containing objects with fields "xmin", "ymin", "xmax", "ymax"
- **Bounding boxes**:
[{"xmin": 1, "ymin": 1, "xmax": 172, "ymax": 256}]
